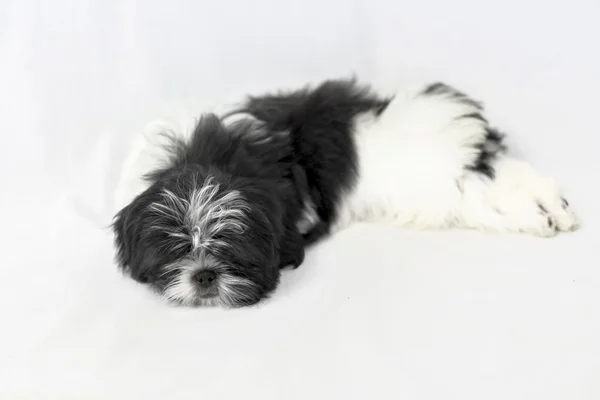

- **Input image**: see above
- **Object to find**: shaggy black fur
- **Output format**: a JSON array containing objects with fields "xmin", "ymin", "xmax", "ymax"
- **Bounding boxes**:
[{"xmin": 112, "ymin": 79, "xmax": 388, "ymax": 306}]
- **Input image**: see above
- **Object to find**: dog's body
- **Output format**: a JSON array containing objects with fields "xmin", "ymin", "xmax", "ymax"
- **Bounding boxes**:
[{"xmin": 113, "ymin": 79, "xmax": 578, "ymax": 307}]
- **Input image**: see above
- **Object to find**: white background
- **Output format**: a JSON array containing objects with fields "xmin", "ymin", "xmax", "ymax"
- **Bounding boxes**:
[{"xmin": 1, "ymin": 1, "xmax": 599, "ymax": 399}]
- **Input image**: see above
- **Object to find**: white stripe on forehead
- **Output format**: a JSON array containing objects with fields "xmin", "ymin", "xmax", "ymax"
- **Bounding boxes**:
[{"xmin": 149, "ymin": 176, "xmax": 249, "ymax": 251}]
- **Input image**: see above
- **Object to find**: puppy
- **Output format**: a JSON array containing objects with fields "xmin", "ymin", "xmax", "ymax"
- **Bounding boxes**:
[{"xmin": 112, "ymin": 78, "xmax": 579, "ymax": 307}]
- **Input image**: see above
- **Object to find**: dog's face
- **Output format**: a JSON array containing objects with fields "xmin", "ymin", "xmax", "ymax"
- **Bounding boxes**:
[{"xmin": 112, "ymin": 165, "xmax": 283, "ymax": 307}]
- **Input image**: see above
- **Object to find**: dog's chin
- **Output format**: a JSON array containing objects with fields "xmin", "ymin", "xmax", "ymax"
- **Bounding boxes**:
[
  {"xmin": 193, "ymin": 295, "xmax": 222, "ymax": 308},
  {"xmin": 161, "ymin": 291, "xmax": 221, "ymax": 308}
]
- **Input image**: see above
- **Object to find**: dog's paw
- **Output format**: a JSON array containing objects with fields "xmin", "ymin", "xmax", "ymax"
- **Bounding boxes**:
[
  {"xmin": 535, "ymin": 196, "xmax": 579, "ymax": 233},
  {"xmin": 559, "ymin": 198, "xmax": 580, "ymax": 231},
  {"xmin": 509, "ymin": 200, "xmax": 559, "ymax": 237},
  {"xmin": 499, "ymin": 177, "xmax": 579, "ymax": 237},
  {"xmin": 534, "ymin": 177, "xmax": 579, "ymax": 233}
]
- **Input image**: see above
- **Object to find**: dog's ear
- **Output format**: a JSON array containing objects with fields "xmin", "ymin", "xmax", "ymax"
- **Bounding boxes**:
[
  {"xmin": 111, "ymin": 196, "xmax": 154, "ymax": 283},
  {"xmin": 112, "ymin": 203, "xmax": 134, "ymax": 270}
]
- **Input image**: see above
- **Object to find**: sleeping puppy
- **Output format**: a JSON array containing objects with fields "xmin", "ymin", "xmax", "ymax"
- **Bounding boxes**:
[{"xmin": 112, "ymin": 78, "xmax": 579, "ymax": 307}]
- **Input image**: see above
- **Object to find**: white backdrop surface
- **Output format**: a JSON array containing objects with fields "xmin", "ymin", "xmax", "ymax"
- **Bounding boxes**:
[{"xmin": 1, "ymin": 1, "xmax": 599, "ymax": 399}]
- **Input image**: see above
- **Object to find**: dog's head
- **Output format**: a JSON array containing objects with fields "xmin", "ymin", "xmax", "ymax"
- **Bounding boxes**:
[{"xmin": 112, "ymin": 115, "xmax": 291, "ymax": 307}]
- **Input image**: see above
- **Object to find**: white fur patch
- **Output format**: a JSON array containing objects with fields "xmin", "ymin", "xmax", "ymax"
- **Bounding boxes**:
[{"xmin": 334, "ymin": 83, "xmax": 578, "ymax": 237}]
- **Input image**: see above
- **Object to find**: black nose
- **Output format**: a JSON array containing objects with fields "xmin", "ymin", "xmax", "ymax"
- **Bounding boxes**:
[{"xmin": 193, "ymin": 270, "xmax": 217, "ymax": 289}]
